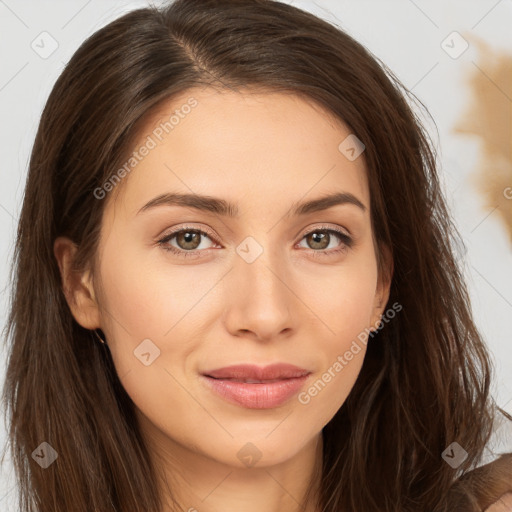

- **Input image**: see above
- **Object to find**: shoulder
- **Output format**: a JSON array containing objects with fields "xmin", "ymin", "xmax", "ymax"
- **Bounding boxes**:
[
  {"xmin": 485, "ymin": 492, "xmax": 512, "ymax": 512},
  {"xmin": 450, "ymin": 453, "xmax": 512, "ymax": 511}
]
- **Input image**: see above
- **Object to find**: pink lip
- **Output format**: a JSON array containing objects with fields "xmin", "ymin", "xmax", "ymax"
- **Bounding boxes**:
[{"xmin": 200, "ymin": 364, "xmax": 311, "ymax": 409}]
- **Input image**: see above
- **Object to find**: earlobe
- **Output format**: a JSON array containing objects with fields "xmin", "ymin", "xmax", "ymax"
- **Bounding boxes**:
[{"xmin": 53, "ymin": 236, "xmax": 101, "ymax": 330}]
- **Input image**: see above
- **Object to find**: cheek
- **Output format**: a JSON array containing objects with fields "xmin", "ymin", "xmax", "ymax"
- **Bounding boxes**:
[
  {"xmin": 98, "ymin": 240, "xmax": 209, "ymax": 340},
  {"xmin": 300, "ymin": 253, "xmax": 379, "ymax": 342},
  {"xmin": 96, "ymin": 240, "xmax": 230, "ymax": 389},
  {"xmin": 296, "ymin": 301, "xmax": 372, "ymax": 434},
  {"xmin": 95, "ymin": 247, "xmax": 214, "ymax": 434},
  {"xmin": 297, "ymin": 257, "xmax": 377, "ymax": 416}
]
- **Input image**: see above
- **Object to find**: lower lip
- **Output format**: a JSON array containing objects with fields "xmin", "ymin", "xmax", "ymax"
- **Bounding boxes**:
[{"xmin": 201, "ymin": 375, "xmax": 310, "ymax": 409}]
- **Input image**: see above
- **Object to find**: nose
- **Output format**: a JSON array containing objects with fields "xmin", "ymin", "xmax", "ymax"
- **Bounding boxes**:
[{"xmin": 222, "ymin": 248, "xmax": 295, "ymax": 342}]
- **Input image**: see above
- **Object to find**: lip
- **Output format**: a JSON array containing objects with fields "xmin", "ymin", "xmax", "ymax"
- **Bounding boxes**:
[{"xmin": 200, "ymin": 363, "xmax": 311, "ymax": 409}]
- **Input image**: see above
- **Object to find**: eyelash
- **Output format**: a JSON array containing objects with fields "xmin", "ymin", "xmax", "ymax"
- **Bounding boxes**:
[{"xmin": 157, "ymin": 224, "xmax": 354, "ymax": 259}]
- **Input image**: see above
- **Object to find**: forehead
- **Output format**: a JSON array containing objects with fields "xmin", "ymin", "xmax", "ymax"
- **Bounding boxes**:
[{"xmin": 110, "ymin": 87, "xmax": 370, "ymax": 218}]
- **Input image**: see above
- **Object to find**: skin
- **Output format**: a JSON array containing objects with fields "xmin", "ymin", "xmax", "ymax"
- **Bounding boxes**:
[
  {"xmin": 487, "ymin": 493, "xmax": 512, "ymax": 512},
  {"xmin": 54, "ymin": 86, "xmax": 395, "ymax": 512}
]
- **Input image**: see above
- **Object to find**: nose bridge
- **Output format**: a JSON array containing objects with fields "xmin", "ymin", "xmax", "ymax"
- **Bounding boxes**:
[
  {"xmin": 237, "ymin": 235, "xmax": 290, "ymax": 303},
  {"xmin": 243, "ymin": 251, "xmax": 284, "ymax": 298},
  {"xmin": 223, "ymin": 234, "xmax": 294, "ymax": 338}
]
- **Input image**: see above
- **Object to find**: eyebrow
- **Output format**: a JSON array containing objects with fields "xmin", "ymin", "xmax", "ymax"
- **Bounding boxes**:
[{"xmin": 136, "ymin": 191, "xmax": 367, "ymax": 217}]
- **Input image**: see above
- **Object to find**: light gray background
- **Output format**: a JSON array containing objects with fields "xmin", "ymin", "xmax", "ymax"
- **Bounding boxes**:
[{"xmin": 1, "ymin": 0, "xmax": 511, "ymax": 508}]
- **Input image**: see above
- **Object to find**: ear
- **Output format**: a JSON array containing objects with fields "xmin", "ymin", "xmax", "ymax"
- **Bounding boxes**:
[
  {"xmin": 369, "ymin": 242, "xmax": 393, "ymax": 329},
  {"xmin": 53, "ymin": 236, "xmax": 101, "ymax": 330}
]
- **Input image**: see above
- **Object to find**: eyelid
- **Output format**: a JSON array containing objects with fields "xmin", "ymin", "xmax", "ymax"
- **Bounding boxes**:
[
  {"xmin": 158, "ymin": 223, "xmax": 219, "ymax": 242},
  {"xmin": 299, "ymin": 223, "xmax": 351, "ymax": 238}
]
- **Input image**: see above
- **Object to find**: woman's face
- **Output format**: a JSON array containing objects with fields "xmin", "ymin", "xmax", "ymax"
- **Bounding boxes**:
[{"xmin": 78, "ymin": 87, "xmax": 390, "ymax": 468}]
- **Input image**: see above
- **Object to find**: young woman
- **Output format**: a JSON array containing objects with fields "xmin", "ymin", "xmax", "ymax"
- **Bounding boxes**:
[{"xmin": 2, "ymin": 0, "xmax": 511, "ymax": 511}]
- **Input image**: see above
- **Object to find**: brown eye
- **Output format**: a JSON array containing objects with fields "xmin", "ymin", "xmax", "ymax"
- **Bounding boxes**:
[
  {"xmin": 158, "ymin": 227, "xmax": 217, "ymax": 257},
  {"xmin": 305, "ymin": 230, "xmax": 331, "ymax": 250},
  {"xmin": 298, "ymin": 227, "xmax": 353, "ymax": 255},
  {"xmin": 174, "ymin": 230, "xmax": 202, "ymax": 250}
]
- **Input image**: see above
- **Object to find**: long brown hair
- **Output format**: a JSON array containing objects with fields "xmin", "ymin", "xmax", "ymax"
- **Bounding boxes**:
[{"xmin": 2, "ymin": 0, "xmax": 511, "ymax": 511}]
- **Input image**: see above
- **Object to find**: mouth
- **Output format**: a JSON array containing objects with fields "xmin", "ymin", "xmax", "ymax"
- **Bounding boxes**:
[{"xmin": 200, "ymin": 363, "xmax": 311, "ymax": 409}]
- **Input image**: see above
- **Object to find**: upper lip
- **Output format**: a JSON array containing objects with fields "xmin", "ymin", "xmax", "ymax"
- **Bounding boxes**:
[{"xmin": 203, "ymin": 363, "xmax": 311, "ymax": 381}]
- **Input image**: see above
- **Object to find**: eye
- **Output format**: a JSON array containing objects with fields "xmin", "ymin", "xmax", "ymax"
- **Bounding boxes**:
[
  {"xmin": 297, "ymin": 226, "xmax": 353, "ymax": 257},
  {"xmin": 157, "ymin": 224, "xmax": 354, "ymax": 259},
  {"xmin": 157, "ymin": 226, "xmax": 218, "ymax": 258}
]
